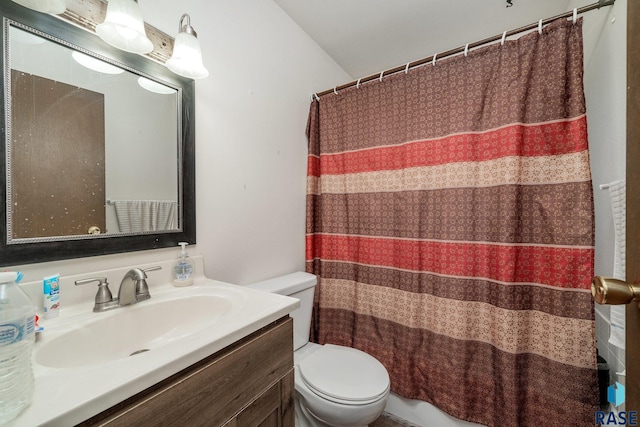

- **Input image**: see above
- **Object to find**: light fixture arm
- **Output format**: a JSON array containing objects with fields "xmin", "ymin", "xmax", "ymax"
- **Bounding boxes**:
[{"xmin": 178, "ymin": 14, "xmax": 197, "ymax": 38}]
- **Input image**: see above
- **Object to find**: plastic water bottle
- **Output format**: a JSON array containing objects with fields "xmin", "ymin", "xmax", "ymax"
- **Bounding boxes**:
[{"xmin": 0, "ymin": 272, "xmax": 35, "ymax": 424}]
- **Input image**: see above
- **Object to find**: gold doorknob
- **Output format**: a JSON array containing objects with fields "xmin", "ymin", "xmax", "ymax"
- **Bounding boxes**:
[{"xmin": 591, "ymin": 276, "xmax": 640, "ymax": 305}]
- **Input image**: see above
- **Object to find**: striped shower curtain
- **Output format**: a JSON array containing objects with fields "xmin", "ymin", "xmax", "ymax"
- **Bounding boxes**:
[
  {"xmin": 113, "ymin": 200, "xmax": 178, "ymax": 232},
  {"xmin": 306, "ymin": 18, "xmax": 597, "ymax": 427}
]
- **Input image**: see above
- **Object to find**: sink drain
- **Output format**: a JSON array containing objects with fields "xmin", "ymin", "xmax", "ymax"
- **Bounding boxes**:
[{"xmin": 129, "ymin": 349, "xmax": 150, "ymax": 356}]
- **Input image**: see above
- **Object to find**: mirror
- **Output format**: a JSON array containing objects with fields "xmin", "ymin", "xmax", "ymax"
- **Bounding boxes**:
[{"xmin": 1, "ymin": 2, "xmax": 195, "ymax": 266}]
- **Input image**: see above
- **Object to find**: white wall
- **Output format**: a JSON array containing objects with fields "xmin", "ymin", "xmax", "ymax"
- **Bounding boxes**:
[
  {"xmin": 7, "ymin": 0, "xmax": 350, "ymax": 284},
  {"xmin": 570, "ymin": 0, "xmax": 627, "ymax": 384},
  {"xmin": 143, "ymin": 0, "xmax": 351, "ymax": 285}
]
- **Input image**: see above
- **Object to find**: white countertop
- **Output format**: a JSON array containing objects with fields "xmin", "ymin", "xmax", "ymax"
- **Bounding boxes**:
[{"xmin": 6, "ymin": 258, "xmax": 299, "ymax": 427}]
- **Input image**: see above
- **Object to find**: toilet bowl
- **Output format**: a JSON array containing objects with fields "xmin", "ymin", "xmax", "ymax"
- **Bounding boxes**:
[
  {"xmin": 294, "ymin": 343, "xmax": 389, "ymax": 427},
  {"xmin": 247, "ymin": 272, "xmax": 390, "ymax": 427}
]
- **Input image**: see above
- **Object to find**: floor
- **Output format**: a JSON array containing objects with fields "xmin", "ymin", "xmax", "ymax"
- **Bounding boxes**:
[{"xmin": 371, "ymin": 412, "xmax": 422, "ymax": 427}]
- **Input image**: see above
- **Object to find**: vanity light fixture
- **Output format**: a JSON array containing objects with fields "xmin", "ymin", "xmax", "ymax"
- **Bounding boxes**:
[
  {"xmin": 96, "ymin": 0, "xmax": 153, "ymax": 55},
  {"xmin": 166, "ymin": 14, "xmax": 209, "ymax": 80},
  {"xmin": 11, "ymin": 0, "xmax": 66, "ymax": 14}
]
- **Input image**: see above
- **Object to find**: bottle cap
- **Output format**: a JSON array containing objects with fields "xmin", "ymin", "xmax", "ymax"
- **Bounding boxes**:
[
  {"xmin": 178, "ymin": 241, "xmax": 189, "ymax": 255},
  {"xmin": 0, "ymin": 272, "xmax": 18, "ymax": 284}
]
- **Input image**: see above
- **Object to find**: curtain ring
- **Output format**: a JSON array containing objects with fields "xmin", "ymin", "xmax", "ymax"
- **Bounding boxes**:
[
  {"xmin": 405, "ymin": 62, "xmax": 410, "ymax": 74},
  {"xmin": 356, "ymin": 78, "xmax": 362, "ymax": 89},
  {"xmin": 501, "ymin": 30, "xmax": 507, "ymax": 46},
  {"xmin": 538, "ymin": 19, "xmax": 543, "ymax": 34},
  {"xmin": 464, "ymin": 43, "xmax": 469, "ymax": 57},
  {"xmin": 432, "ymin": 53, "xmax": 437, "ymax": 66},
  {"xmin": 333, "ymin": 86, "xmax": 339, "ymax": 95},
  {"xmin": 573, "ymin": 8, "xmax": 577, "ymax": 24},
  {"xmin": 379, "ymin": 71, "xmax": 384, "ymax": 82}
]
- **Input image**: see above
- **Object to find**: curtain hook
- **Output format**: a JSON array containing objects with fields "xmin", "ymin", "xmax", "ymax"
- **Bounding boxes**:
[
  {"xmin": 432, "ymin": 53, "xmax": 437, "ymax": 66},
  {"xmin": 573, "ymin": 8, "xmax": 577, "ymax": 24},
  {"xmin": 464, "ymin": 43, "xmax": 469, "ymax": 57},
  {"xmin": 356, "ymin": 78, "xmax": 362, "ymax": 89},
  {"xmin": 379, "ymin": 71, "xmax": 384, "ymax": 82},
  {"xmin": 405, "ymin": 62, "xmax": 410, "ymax": 74},
  {"xmin": 538, "ymin": 19, "xmax": 543, "ymax": 34},
  {"xmin": 333, "ymin": 86, "xmax": 339, "ymax": 95},
  {"xmin": 314, "ymin": 93, "xmax": 320, "ymax": 101},
  {"xmin": 501, "ymin": 30, "xmax": 507, "ymax": 46}
]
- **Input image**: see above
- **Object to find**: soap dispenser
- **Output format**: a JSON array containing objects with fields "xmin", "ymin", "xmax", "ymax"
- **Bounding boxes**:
[{"xmin": 172, "ymin": 242, "xmax": 195, "ymax": 287}]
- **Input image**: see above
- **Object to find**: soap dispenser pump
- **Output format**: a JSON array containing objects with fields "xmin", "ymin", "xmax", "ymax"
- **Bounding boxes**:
[{"xmin": 172, "ymin": 242, "xmax": 194, "ymax": 287}]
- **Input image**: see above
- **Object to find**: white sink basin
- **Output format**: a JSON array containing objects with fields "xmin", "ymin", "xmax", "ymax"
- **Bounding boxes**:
[{"xmin": 35, "ymin": 294, "xmax": 234, "ymax": 368}]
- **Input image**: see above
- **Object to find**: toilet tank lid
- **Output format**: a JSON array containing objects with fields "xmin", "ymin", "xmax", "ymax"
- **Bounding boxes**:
[{"xmin": 246, "ymin": 272, "xmax": 317, "ymax": 295}]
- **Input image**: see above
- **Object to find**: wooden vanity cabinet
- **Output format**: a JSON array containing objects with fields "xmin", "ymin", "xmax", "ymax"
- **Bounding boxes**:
[{"xmin": 78, "ymin": 317, "xmax": 294, "ymax": 427}]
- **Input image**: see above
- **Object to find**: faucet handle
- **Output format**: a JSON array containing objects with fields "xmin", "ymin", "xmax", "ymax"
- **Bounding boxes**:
[
  {"xmin": 136, "ymin": 266, "xmax": 162, "ymax": 301},
  {"xmin": 75, "ymin": 277, "xmax": 115, "ymax": 312},
  {"xmin": 142, "ymin": 266, "xmax": 162, "ymax": 275}
]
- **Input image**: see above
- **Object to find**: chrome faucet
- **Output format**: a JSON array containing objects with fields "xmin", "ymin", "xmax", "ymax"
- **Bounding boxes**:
[
  {"xmin": 118, "ymin": 266, "xmax": 161, "ymax": 305},
  {"xmin": 75, "ymin": 266, "xmax": 161, "ymax": 312}
]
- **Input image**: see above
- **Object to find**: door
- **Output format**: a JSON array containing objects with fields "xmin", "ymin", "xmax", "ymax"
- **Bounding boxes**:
[
  {"xmin": 10, "ymin": 70, "xmax": 106, "ymax": 239},
  {"xmin": 627, "ymin": 0, "xmax": 640, "ymax": 411}
]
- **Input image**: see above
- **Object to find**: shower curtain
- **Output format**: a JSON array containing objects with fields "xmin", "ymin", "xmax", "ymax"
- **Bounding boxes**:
[
  {"xmin": 306, "ymin": 18, "xmax": 597, "ymax": 427},
  {"xmin": 113, "ymin": 200, "xmax": 177, "ymax": 232}
]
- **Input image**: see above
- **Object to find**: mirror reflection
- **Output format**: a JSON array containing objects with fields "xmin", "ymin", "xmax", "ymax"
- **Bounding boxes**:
[{"xmin": 7, "ymin": 25, "xmax": 180, "ymax": 242}]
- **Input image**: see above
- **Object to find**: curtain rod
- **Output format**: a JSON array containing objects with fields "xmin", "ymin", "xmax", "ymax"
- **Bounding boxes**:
[{"xmin": 315, "ymin": 0, "xmax": 616, "ymax": 98}]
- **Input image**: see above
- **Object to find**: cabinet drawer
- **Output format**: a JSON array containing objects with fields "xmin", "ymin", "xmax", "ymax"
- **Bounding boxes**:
[{"xmin": 81, "ymin": 317, "xmax": 293, "ymax": 427}]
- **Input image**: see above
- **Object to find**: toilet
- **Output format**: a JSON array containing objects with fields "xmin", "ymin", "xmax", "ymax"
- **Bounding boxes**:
[{"xmin": 247, "ymin": 272, "xmax": 390, "ymax": 427}]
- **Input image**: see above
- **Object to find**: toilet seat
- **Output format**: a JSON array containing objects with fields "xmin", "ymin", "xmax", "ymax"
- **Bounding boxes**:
[{"xmin": 298, "ymin": 344, "xmax": 389, "ymax": 405}]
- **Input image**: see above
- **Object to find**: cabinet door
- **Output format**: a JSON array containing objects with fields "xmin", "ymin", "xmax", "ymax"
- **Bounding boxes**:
[
  {"xmin": 224, "ymin": 369, "xmax": 294, "ymax": 427},
  {"xmin": 236, "ymin": 377, "xmax": 281, "ymax": 427}
]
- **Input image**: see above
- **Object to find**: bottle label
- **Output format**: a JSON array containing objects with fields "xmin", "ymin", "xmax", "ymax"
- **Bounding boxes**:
[
  {"xmin": 174, "ymin": 261, "xmax": 193, "ymax": 280},
  {"xmin": 0, "ymin": 317, "xmax": 34, "ymax": 347},
  {"xmin": 0, "ymin": 323, "xmax": 22, "ymax": 346},
  {"xmin": 25, "ymin": 315, "xmax": 34, "ymax": 336}
]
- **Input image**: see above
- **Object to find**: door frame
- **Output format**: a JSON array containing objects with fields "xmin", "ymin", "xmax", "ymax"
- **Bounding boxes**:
[{"xmin": 626, "ymin": 0, "xmax": 639, "ymax": 411}]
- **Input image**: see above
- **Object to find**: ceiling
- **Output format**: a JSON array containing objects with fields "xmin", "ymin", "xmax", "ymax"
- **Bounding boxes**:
[{"xmin": 273, "ymin": 0, "xmax": 593, "ymax": 79}]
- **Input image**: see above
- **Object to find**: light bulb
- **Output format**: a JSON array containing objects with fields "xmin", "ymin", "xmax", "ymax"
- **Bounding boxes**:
[{"xmin": 96, "ymin": 0, "xmax": 153, "ymax": 55}]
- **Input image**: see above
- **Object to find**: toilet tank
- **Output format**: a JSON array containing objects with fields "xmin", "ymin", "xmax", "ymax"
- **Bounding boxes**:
[{"xmin": 246, "ymin": 272, "xmax": 317, "ymax": 350}]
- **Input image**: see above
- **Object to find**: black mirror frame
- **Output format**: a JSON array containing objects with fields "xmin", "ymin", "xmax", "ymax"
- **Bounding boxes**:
[{"xmin": 0, "ymin": 2, "xmax": 196, "ymax": 266}]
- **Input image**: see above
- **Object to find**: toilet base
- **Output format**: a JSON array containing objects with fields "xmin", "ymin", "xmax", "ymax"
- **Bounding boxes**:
[{"xmin": 295, "ymin": 394, "xmax": 369, "ymax": 427}]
